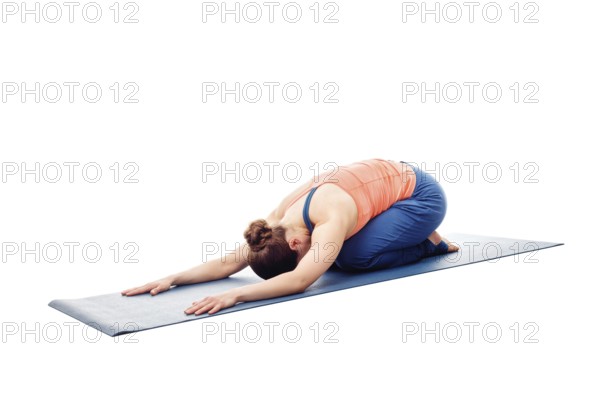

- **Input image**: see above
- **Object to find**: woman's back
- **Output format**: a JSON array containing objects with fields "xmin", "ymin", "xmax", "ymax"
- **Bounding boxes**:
[{"xmin": 283, "ymin": 159, "xmax": 416, "ymax": 238}]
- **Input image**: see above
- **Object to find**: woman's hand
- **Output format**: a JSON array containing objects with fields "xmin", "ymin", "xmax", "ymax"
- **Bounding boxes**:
[
  {"xmin": 185, "ymin": 290, "xmax": 239, "ymax": 316},
  {"xmin": 121, "ymin": 277, "xmax": 175, "ymax": 296}
]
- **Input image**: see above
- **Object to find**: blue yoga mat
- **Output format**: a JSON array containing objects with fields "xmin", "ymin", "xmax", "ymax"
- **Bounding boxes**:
[{"xmin": 48, "ymin": 233, "xmax": 562, "ymax": 336}]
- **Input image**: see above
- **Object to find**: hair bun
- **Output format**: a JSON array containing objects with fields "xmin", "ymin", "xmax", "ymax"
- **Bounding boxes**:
[{"xmin": 244, "ymin": 219, "xmax": 273, "ymax": 252}]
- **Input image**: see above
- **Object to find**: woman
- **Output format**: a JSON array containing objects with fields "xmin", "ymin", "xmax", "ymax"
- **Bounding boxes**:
[{"xmin": 121, "ymin": 159, "xmax": 459, "ymax": 315}]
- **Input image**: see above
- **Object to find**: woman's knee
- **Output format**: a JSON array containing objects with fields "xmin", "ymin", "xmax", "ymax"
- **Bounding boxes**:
[
  {"xmin": 414, "ymin": 190, "xmax": 447, "ymax": 234},
  {"xmin": 430, "ymin": 192, "xmax": 447, "ymax": 227}
]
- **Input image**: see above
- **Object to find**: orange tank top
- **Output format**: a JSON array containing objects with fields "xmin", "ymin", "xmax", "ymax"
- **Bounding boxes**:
[{"xmin": 285, "ymin": 159, "xmax": 416, "ymax": 237}]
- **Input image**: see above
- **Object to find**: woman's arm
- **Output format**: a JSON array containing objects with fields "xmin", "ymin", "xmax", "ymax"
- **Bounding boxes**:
[
  {"xmin": 184, "ymin": 220, "xmax": 346, "ymax": 315},
  {"xmin": 172, "ymin": 243, "xmax": 250, "ymax": 285},
  {"xmin": 121, "ymin": 243, "xmax": 250, "ymax": 296}
]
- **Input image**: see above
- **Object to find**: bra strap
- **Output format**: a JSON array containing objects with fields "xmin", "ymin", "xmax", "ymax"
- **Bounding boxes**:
[{"xmin": 302, "ymin": 187, "xmax": 318, "ymax": 234}]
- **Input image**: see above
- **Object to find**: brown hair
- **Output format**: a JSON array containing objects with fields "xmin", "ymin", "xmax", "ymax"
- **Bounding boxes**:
[{"xmin": 244, "ymin": 219, "xmax": 297, "ymax": 280}]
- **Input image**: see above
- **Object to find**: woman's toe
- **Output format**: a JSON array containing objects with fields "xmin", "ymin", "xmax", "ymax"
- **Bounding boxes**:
[{"xmin": 443, "ymin": 238, "xmax": 459, "ymax": 252}]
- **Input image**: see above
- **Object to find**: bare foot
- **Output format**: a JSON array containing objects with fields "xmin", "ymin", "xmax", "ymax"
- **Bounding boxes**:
[{"xmin": 427, "ymin": 231, "xmax": 460, "ymax": 252}]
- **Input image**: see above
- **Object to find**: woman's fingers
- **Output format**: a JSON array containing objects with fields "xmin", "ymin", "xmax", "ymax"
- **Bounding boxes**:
[
  {"xmin": 122, "ymin": 283, "xmax": 165, "ymax": 296},
  {"xmin": 207, "ymin": 304, "xmax": 221, "ymax": 315},
  {"xmin": 184, "ymin": 299, "xmax": 204, "ymax": 314},
  {"xmin": 185, "ymin": 297, "xmax": 217, "ymax": 315},
  {"xmin": 120, "ymin": 287, "xmax": 138, "ymax": 295},
  {"xmin": 122, "ymin": 280, "xmax": 173, "ymax": 297},
  {"xmin": 121, "ymin": 283, "xmax": 152, "ymax": 296},
  {"xmin": 195, "ymin": 304, "xmax": 213, "ymax": 315},
  {"xmin": 150, "ymin": 284, "xmax": 168, "ymax": 296}
]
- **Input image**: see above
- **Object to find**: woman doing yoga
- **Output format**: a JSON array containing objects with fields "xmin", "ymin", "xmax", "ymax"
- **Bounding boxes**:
[{"xmin": 121, "ymin": 159, "xmax": 459, "ymax": 315}]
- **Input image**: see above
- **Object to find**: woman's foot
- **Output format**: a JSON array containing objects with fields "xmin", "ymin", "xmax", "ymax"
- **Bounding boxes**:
[{"xmin": 427, "ymin": 231, "xmax": 460, "ymax": 253}]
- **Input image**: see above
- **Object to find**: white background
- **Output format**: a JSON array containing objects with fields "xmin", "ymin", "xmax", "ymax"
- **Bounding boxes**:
[{"xmin": 1, "ymin": 0, "xmax": 598, "ymax": 398}]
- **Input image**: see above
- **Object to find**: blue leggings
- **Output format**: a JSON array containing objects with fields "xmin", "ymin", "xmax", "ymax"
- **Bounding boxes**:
[{"xmin": 334, "ymin": 163, "xmax": 447, "ymax": 271}]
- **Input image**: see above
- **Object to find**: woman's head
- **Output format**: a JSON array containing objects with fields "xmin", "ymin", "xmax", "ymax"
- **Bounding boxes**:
[{"xmin": 244, "ymin": 219, "xmax": 308, "ymax": 280}]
